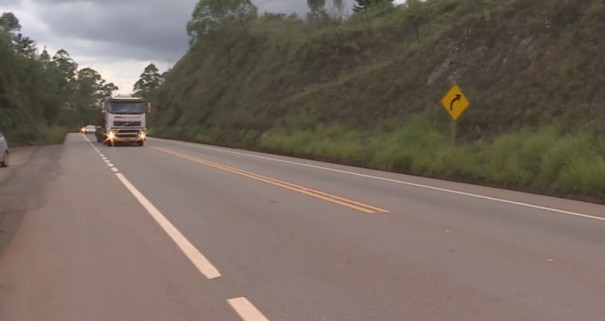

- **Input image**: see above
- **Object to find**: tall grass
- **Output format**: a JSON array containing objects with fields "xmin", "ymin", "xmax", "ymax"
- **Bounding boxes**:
[
  {"xmin": 8, "ymin": 125, "xmax": 69, "ymax": 146},
  {"xmin": 260, "ymin": 114, "xmax": 605, "ymax": 200}
]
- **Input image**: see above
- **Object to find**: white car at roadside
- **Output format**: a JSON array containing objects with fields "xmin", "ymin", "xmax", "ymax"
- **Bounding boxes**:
[{"xmin": 0, "ymin": 131, "xmax": 8, "ymax": 167}]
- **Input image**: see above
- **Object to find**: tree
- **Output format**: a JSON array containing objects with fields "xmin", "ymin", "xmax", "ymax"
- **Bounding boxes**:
[
  {"xmin": 187, "ymin": 0, "xmax": 258, "ymax": 78},
  {"xmin": 37, "ymin": 66, "xmax": 65, "ymax": 126},
  {"xmin": 307, "ymin": 0, "xmax": 327, "ymax": 23},
  {"xmin": 403, "ymin": 0, "xmax": 424, "ymax": 42},
  {"xmin": 51, "ymin": 49, "xmax": 78, "ymax": 111},
  {"xmin": 0, "ymin": 12, "xmax": 20, "ymax": 33},
  {"xmin": 329, "ymin": 0, "xmax": 347, "ymax": 21},
  {"xmin": 39, "ymin": 48, "xmax": 51, "ymax": 64},
  {"xmin": 12, "ymin": 33, "xmax": 36, "ymax": 57},
  {"xmin": 73, "ymin": 68, "xmax": 101, "ymax": 111},
  {"xmin": 186, "ymin": 0, "xmax": 258, "ymax": 45},
  {"xmin": 0, "ymin": 13, "xmax": 36, "ymax": 57},
  {"xmin": 99, "ymin": 81, "xmax": 118, "ymax": 100},
  {"xmin": 353, "ymin": 0, "xmax": 394, "ymax": 13},
  {"xmin": 133, "ymin": 63, "xmax": 163, "ymax": 98},
  {"xmin": 71, "ymin": 67, "xmax": 117, "ymax": 116},
  {"xmin": 52, "ymin": 49, "xmax": 78, "ymax": 82}
]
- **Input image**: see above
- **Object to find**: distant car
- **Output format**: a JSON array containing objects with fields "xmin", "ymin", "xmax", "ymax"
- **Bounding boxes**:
[
  {"xmin": 0, "ymin": 131, "xmax": 9, "ymax": 168},
  {"xmin": 85, "ymin": 125, "xmax": 96, "ymax": 134}
]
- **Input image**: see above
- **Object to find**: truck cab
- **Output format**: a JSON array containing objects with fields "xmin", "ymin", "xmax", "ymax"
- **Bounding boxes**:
[{"xmin": 96, "ymin": 95, "xmax": 150, "ymax": 146}]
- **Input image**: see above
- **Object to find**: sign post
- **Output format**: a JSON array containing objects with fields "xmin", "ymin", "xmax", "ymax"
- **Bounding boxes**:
[
  {"xmin": 440, "ymin": 84, "xmax": 470, "ymax": 145},
  {"xmin": 451, "ymin": 120, "xmax": 457, "ymax": 146}
]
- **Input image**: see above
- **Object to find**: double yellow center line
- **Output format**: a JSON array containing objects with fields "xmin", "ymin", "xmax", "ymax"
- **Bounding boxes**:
[{"xmin": 151, "ymin": 146, "xmax": 389, "ymax": 214}]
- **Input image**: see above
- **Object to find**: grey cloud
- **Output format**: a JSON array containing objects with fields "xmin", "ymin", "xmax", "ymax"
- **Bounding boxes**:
[
  {"xmin": 0, "ymin": 0, "xmax": 21, "ymax": 8},
  {"xmin": 35, "ymin": 0, "xmax": 194, "ymax": 62},
  {"xmin": 2, "ymin": 0, "xmax": 21, "ymax": 5},
  {"xmin": 29, "ymin": 0, "xmax": 323, "ymax": 63}
]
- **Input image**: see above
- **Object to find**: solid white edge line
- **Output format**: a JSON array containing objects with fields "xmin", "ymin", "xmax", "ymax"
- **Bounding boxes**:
[
  {"xmin": 115, "ymin": 173, "xmax": 221, "ymax": 279},
  {"xmin": 227, "ymin": 297, "xmax": 270, "ymax": 321},
  {"xmin": 160, "ymin": 140, "xmax": 605, "ymax": 222}
]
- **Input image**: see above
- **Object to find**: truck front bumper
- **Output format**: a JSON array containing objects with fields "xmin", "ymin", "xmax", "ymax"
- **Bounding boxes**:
[{"xmin": 107, "ymin": 128, "xmax": 146, "ymax": 142}]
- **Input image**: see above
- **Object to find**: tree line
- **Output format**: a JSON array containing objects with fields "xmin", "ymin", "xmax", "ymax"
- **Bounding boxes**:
[
  {"xmin": 0, "ymin": 12, "xmax": 118, "ymax": 143},
  {"xmin": 185, "ymin": 0, "xmax": 401, "ymax": 44}
]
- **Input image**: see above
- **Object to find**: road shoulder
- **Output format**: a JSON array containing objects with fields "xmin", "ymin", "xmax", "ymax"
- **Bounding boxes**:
[{"xmin": 0, "ymin": 145, "xmax": 60, "ymax": 258}]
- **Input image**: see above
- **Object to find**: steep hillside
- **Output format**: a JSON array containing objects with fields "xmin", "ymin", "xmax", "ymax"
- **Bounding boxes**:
[{"xmin": 151, "ymin": 0, "xmax": 605, "ymax": 201}]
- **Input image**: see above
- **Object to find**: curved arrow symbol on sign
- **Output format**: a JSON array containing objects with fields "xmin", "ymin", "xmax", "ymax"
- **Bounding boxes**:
[{"xmin": 450, "ymin": 94, "xmax": 461, "ymax": 111}]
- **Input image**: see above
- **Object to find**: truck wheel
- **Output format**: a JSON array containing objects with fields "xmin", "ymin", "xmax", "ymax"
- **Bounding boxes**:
[
  {"xmin": 1, "ymin": 151, "xmax": 8, "ymax": 167},
  {"xmin": 137, "ymin": 140, "xmax": 144, "ymax": 146}
]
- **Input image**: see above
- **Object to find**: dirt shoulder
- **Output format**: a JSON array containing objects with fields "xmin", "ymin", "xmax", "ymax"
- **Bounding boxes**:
[{"xmin": 0, "ymin": 145, "xmax": 63, "ymax": 258}]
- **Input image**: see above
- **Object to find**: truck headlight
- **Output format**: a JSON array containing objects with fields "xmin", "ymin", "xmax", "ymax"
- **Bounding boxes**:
[{"xmin": 107, "ymin": 131, "xmax": 116, "ymax": 140}]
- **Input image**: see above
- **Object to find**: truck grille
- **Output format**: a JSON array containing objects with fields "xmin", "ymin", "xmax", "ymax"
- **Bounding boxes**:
[
  {"xmin": 114, "ymin": 121, "xmax": 141, "ymax": 126},
  {"xmin": 114, "ymin": 129, "xmax": 141, "ymax": 138}
]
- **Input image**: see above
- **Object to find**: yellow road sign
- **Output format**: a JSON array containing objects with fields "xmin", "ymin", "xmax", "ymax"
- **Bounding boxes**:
[{"xmin": 440, "ymin": 84, "xmax": 470, "ymax": 121}]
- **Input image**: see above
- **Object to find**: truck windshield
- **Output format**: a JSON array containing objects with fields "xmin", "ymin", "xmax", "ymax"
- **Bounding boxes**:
[{"xmin": 108, "ymin": 102, "xmax": 145, "ymax": 114}]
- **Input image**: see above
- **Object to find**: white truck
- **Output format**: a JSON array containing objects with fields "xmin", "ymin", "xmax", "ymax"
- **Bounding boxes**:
[{"xmin": 96, "ymin": 95, "xmax": 150, "ymax": 146}]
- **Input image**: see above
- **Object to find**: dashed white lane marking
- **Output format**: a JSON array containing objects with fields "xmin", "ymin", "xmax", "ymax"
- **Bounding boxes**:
[
  {"xmin": 115, "ymin": 173, "xmax": 221, "ymax": 279},
  {"xmin": 177, "ymin": 143, "xmax": 605, "ymax": 222},
  {"xmin": 227, "ymin": 297, "xmax": 270, "ymax": 321},
  {"xmin": 82, "ymin": 135, "xmax": 221, "ymax": 280},
  {"xmin": 107, "ymin": 163, "xmax": 114, "ymax": 167}
]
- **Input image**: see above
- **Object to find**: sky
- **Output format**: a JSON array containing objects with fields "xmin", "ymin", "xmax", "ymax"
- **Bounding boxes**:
[{"xmin": 0, "ymin": 0, "xmax": 403, "ymax": 94}]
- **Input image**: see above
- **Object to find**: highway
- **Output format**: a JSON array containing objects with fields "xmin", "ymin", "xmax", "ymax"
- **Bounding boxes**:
[{"xmin": 0, "ymin": 133, "xmax": 604, "ymax": 321}]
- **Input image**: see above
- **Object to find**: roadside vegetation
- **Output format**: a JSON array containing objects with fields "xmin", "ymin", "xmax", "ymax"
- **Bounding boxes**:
[
  {"xmin": 260, "ymin": 116, "xmax": 605, "ymax": 199},
  {"xmin": 0, "ymin": 12, "xmax": 118, "ymax": 146}
]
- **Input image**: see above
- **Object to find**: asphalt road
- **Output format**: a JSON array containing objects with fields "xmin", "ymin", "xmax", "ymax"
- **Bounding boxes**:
[{"xmin": 0, "ymin": 133, "xmax": 604, "ymax": 321}]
